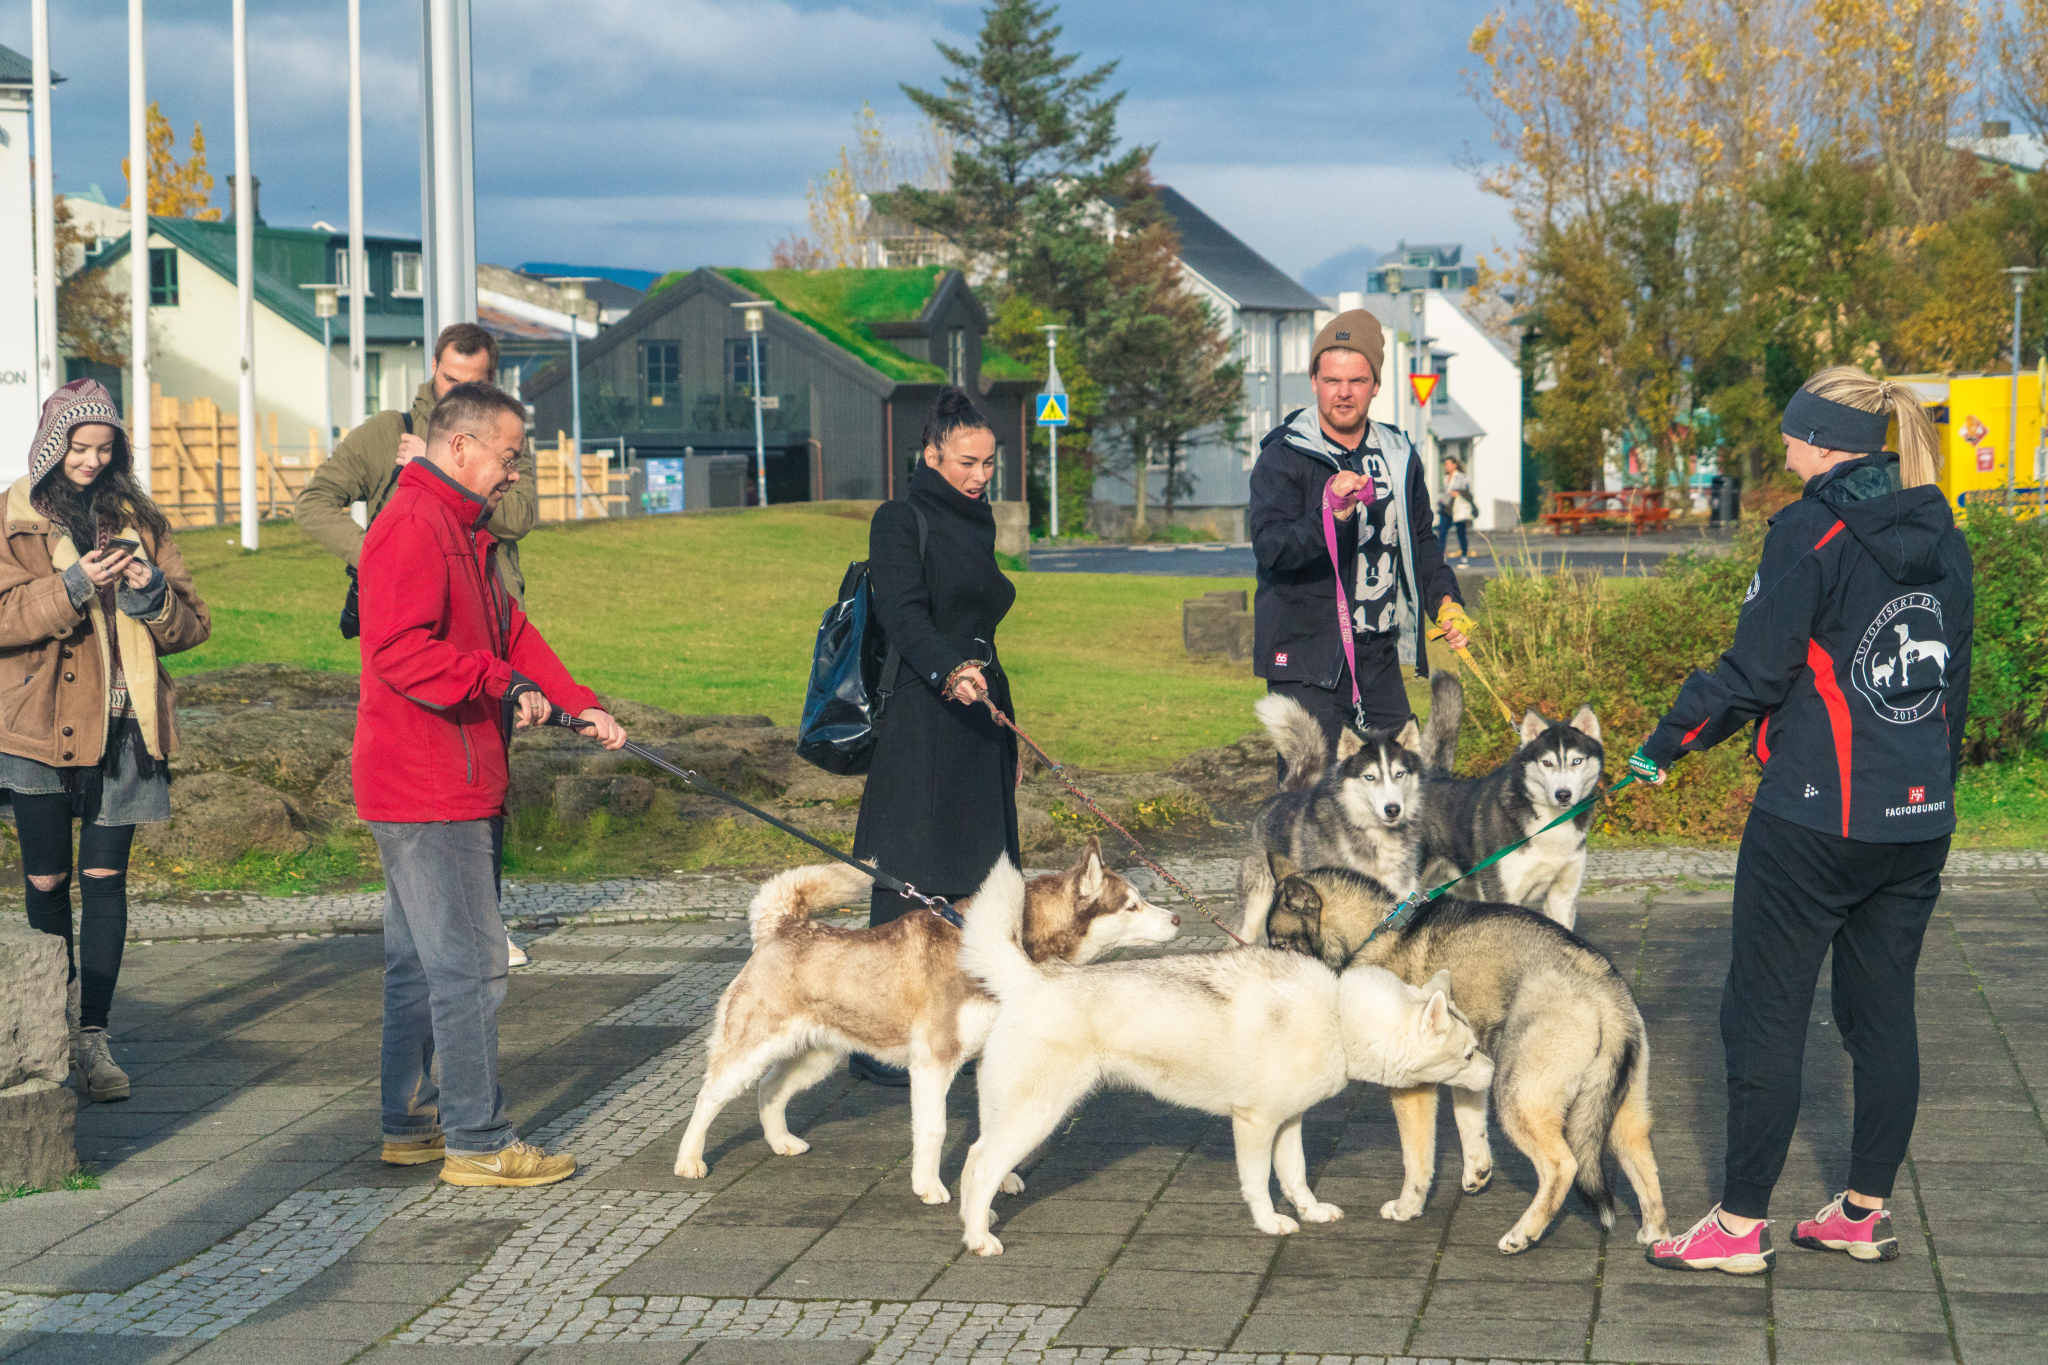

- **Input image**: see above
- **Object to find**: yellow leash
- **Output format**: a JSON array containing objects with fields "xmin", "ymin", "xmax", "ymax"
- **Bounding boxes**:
[{"xmin": 1430, "ymin": 600, "xmax": 1518, "ymax": 727}]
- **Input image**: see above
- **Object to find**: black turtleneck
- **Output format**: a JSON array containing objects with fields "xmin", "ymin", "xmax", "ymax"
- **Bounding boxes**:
[{"xmin": 868, "ymin": 462, "xmax": 1017, "ymax": 693}]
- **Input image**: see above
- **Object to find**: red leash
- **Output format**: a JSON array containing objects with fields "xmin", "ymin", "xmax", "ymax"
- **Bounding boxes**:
[{"xmin": 967, "ymin": 691, "xmax": 1249, "ymax": 948}]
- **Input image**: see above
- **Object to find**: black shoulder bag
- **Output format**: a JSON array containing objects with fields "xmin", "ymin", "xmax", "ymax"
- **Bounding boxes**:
[
  {"xmin": 338, "ymin": 413, "xmax": 409, "ymax": 639},
  {"xmin": 796, "ymin": 505, "xmax": 927, "ymax": 775}
]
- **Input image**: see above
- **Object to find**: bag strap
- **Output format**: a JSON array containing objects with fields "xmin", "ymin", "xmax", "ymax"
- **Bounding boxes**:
[{"xmin": 877, "ymin": 505, "xmax": 929, "ymax": 699}]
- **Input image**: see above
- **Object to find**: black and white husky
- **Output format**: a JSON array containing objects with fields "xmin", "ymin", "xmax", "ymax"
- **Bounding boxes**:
[
  {"xmin": 1236, "ymin": 696, "xmax": 1427, "ymax": 941},
  {"xmin": 1416, "ymin": 674, "xmax": 1604, "ymax": 929}
]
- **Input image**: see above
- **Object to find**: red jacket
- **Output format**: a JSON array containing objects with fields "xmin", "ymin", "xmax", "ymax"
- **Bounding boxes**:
[{"xmin": 351, "ymin": 460, "xmax": 596, "ymax": 822}]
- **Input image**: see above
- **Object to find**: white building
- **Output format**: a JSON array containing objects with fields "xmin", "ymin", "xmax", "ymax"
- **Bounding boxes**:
[{"xmin": 1, "ymin": 45, "xmax": 43, "ymax": 482}]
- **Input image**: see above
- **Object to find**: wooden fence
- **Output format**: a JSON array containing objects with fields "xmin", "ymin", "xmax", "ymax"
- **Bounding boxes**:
[{"xmin": 144, "ymin": 392, "xmax": 623, "ymax": 527}]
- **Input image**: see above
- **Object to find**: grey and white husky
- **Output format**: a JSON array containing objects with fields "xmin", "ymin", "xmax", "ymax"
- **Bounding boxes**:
[
  {"xmin": 1262, "ymin": 858, "xmax": 1670, "ymax": 1255},
  {"xmin": 1416, "ymin": 674, "xmax": 1603, "ymax": 929},
  {"xmin": 1237, "ymin": 696, "xmax": 1426, "ymax": 940}
]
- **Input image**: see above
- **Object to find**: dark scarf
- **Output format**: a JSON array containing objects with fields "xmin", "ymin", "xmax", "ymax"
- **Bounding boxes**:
[{"xmin": 32, "ymin": 479, "xmax": 125, "ymax": 621}]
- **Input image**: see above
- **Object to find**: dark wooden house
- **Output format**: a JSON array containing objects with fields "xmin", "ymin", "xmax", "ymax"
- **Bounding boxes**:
[{"xmin": 524, "ymin": 266, "xmax": 1037, "ymax": 508}]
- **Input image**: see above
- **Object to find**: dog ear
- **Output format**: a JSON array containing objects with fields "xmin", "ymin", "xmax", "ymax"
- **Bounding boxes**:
[
  {"xmin": 1394, "ymin": 717, "xmax": 1422, "ymax": 753},
  {"xmin": 1421, "ymin": 987, "xmax": 1451, "ymax": 1037},
  {"xmin": 1423, "ymin": 967, "xmax": 1453, "ymax": 999},
  {"xmin": 1268, "ymin": 851, "xmax": 1301, "ymax": 885},
  {"xmin": 1274, "ymin": 874, "xmax": 1322, "ymax": 930},
  {"xmin": 1519, "ymin": 709, "xmax": 1548, "ymax": 744},
  {"xmin": 1570, "ymin": 705, "xmax": 1602, "ymax": 741},
  {"xmin": 1078, "ymin": 839, "xmax": 1106, "ymax": 900},
  {"xmin": 1335, "ymin": 727, "xmax": 1365, "ymax": 762}
]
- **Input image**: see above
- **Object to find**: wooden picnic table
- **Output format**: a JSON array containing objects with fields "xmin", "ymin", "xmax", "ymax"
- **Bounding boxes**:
[{"xmin": 1539, "ymin": 488, "xmax": 1675, "ymax": 535}]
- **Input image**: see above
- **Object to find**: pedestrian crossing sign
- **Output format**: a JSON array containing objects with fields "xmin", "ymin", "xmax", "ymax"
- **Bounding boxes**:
[
  {"xmin": 1036, "ymin": 392, "xmax": 1070, "ymax": 426},
  {"xmin": 1409, "ymin": 374, "xmax": 1440, "ymax": 406}
]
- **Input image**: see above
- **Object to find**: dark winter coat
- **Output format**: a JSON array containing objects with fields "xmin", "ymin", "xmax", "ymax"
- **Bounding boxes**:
[
  {"xmin": 1643, "ymin": 453, "xmax": 1973, "ymax": 843},
  {"xmin": 1249, "ymin": 406, "xmax": 1463, "ymax": 685},
  {"xmin": 852, "ymin": 461, "xmax": 1021, "ymax": 896}
]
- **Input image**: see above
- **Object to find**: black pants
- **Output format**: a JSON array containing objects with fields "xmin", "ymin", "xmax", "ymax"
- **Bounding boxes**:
[
  {"xmin": 1719, "ymin": 805, "xmax": 1950, "ymax": 1218},
  {"xmin": 1265, "ymin": 634, "xmax": 1411, "ymax": 783},
  {"xmin": 15, "ymin": 792, "xmax": 137, "ymax": 1032}
]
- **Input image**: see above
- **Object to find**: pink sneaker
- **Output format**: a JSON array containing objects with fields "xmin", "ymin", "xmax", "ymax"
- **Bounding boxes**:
[
  {"xmin": 1792, "ymin": 1193, "xmax": 1899, "ymax": 1262},
  {"xmin": 1646, "ymin": 1206, "xmax": 1774, "ymax": 1275}
]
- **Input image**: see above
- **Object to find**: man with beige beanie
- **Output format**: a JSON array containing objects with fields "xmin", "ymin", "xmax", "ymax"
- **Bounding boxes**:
[{"xmin": 1248, "ymin": 309, "xmax": 1469, "ymax": 773}]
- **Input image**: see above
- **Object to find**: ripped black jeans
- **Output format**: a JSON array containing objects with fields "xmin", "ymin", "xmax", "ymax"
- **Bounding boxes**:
[{"xmin": 14, "ymin": 791, "xmax": 136, "ymax": 1031}]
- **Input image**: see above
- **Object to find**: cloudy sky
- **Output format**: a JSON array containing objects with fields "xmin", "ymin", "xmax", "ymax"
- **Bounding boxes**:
[{"xmin": 2, "ymin": 0, "xmax": 1517, "ymax": 291}]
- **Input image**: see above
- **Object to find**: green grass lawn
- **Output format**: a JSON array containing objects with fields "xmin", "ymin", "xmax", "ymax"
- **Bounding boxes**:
[{"xmin": 169, "ymin": 505, "xmax": 1267, "ymax": 771}]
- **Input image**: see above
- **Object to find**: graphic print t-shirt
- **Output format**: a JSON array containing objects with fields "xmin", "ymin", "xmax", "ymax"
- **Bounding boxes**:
[{"xmin": 1330, "ymin": 432, "xmax": 1401, "ymax": 636}]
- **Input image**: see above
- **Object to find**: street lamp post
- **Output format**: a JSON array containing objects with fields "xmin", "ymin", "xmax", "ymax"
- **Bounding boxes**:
[
  {"xmin": 303, "ymin": 283, "xmax": 339, "ymax": 459},
  {"xmin": 731, "ymin": 299, "xmax": 777, "ymax": 507},
  {"xmin": 547, "ymin": 277, "xmax": 599, "ymax": 520},
  {"xmin": 2003, "ymin": 266, "xmax": 2041, "ymax": 507},
  {"xmin": 1039, "ymin": 324, "xmax": 1066, "ymax": 538}
]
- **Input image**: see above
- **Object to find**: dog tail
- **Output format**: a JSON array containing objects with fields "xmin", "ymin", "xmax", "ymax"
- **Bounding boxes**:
[
  {"xmin": 747, "ymin": 861, "xmax": 875, "ymax": 944},
  {"xmin": 1566, "ymin": 1015, "xmax": 1638, "ymax": 1229},
  {"xmin": 1420, "ymin": 671, "xmax": 1464, "ymax": 773},
  {"xmin": 956, "ymin": 856, "xmax": 1037, "ymax": 1002},
  {"xmin": 1256, "ymin": 693, "xmax": 1330, "ymax": 792}
]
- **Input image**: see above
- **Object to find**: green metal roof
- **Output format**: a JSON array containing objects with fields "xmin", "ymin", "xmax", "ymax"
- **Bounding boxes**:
[{"xmin": 90, "ymin": 217, "xmax": 325, "ymax": 342}]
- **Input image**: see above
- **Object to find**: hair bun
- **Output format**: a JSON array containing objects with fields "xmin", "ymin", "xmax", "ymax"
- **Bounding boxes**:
[{"xmin": 935, "ymin": 386, "xmax": 974, "ymax": 415}]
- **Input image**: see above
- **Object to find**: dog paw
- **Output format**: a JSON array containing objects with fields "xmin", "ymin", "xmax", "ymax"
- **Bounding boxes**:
[
  {"xmin": 1637, "ymin": 1222, "xmax": 1668, "ymax": 1246},
  {"xmin": 999, "ymin": 1172, "xmax": 1026, "ymax": 1195},
  {"xmin": 915, "ymin": 1183, "xmax": 952, "ymax": 1205},
  {"xmin": 1497, "ymin": 1227, "xmax": 1532, "ymax": 1255},
  {"xmin": 1253, "ymin": 1212, "xmax": 1301, "ymax": 1236},
  {"xmin": 674, "ymin": 1156, "xmax": 708, "ymax": 1179},
  {"xmin": 964, "ymin": 1231, "xmax": 1005, "ymax": 1257},
  {"xmin": 1298, "ymin": 1201, "xmax": 1344, "ymax": 1224},
  {"xmin": 767, "ymin": 1136, "xmax": 810, "ymax": 1157},
  {"xmin": 1462, "ymin": 1163, "xmax": 1492, "ymax": 1194},
  {"xmin": 1379, "ymin": 1195, "xmax": 1425, "ymax": 1222}
]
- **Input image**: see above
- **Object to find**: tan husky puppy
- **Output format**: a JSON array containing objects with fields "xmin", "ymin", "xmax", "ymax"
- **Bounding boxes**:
[
  {"xmin": 955, "ymin": 857, "xmax": 1493, "ymax": 1257},
  {"xmin": 674, "ymin": 838, "xmax": 1180, "ymax": 1203},
  {"xmin": 1262, "ymin": 857, "xmax": 1669, "ymax": 1254}
]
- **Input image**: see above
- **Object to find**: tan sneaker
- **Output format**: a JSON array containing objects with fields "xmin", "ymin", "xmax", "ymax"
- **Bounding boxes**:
[
  {"xmin": 74, "ymin": 1029, "xmax": 130, "ymax": 1103},
  {"xmin": 382, "ymin": 1134, "xmax": 447, "ymax": 1166},
  {"xmin": 440, "ymin": 1141, "xmax": 576, "ymax": 1188}
]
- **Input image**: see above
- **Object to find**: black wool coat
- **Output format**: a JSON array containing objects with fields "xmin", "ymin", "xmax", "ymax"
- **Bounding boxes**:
[{"xmin": 852, "ymin": 462, "xmax": 1020, "ymax": 898}]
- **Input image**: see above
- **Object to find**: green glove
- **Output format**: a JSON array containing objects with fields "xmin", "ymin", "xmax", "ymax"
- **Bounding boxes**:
[{"xmin": 1628, "ymin": 745, "xmax": 1668, "ymax": 786}]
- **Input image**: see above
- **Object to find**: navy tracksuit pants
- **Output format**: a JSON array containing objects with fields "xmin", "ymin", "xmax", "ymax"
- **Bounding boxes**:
[{"xmin": 1719, "ymin": 806, "xmax": 1951, "ymax": 1218}]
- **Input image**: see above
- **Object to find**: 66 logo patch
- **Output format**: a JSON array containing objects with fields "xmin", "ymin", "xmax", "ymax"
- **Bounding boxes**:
[{"xmin": 1851, "ymin": 593, "xmax": 1947, "ymax": 724}]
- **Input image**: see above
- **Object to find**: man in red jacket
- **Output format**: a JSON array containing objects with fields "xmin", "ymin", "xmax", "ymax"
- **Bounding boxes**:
[{"xmin": 353, "ymin": 381, "xmax": 626, "ymax": 1188}]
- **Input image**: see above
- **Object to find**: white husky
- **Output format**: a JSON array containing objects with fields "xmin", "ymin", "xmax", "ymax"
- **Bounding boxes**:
[{"xmin": 952, "ymin": 858, "xmax": 1494, "ymax": 1256}]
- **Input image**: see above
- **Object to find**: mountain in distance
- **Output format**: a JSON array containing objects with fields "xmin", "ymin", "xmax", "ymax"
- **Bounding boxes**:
[{"xmin": 1298, "ymin": 245, "xmax": 1384, "ymax": 297}]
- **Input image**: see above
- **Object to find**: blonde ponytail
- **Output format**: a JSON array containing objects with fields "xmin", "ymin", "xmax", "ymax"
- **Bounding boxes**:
[{"xmin": 1800, "ymin": 365, "xmax": 1940, "ymax": 489}]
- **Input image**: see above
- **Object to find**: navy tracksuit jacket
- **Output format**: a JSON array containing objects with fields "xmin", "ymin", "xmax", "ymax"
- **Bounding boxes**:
[{"xmin": 1643, "ymin": 453, "xmax": 1974, "ymax": 843}]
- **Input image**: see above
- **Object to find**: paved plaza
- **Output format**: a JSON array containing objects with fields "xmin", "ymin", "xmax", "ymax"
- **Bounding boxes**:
[{"xmin": 0, "ymin": 853, "xmax": 2040, "ymax": 1364}]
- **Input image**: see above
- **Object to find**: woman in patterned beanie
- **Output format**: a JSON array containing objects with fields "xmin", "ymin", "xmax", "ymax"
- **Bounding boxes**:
[{"xmin": 0, "ymin": 380, "xmax": 211, "ymax": 1102}]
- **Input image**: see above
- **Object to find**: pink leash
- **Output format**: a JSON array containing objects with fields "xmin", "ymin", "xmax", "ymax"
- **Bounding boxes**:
[{"xmin": 1320, "ymin": 478, "xmax": 1375, "ymax": 733}]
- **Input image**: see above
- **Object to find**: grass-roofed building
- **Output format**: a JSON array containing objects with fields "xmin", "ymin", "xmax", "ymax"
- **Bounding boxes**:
[{"xmin": 525, "ymin": 266, "xmax": 1037, "ymax": 508}]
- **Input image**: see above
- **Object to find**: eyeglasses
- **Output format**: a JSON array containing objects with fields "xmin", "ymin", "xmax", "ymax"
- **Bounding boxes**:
[{"xmin": 456, "ymin": 430, "xmax": 524, "ymax": 473}]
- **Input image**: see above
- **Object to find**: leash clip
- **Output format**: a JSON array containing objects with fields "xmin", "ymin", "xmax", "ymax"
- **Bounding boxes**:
[{"xmin": 898, "ymin": 880, "xmax": 964, "ymax": 929}]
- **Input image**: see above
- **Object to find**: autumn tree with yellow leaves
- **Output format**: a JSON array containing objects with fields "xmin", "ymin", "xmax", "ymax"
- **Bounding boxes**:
[{"xmin": 122, "ymin": 103, "xmax": 221, "ymax": 220}]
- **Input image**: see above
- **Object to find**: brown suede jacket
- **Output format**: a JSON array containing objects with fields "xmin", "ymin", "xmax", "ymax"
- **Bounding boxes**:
[{"xmin": 0, "ymin": 476, "xmax": 212, "ymax": 768}]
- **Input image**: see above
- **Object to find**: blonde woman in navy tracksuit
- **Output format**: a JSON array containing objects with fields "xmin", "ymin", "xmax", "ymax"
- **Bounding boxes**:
[{"xmin": 1631, "ymin": 367, "xmax": 1973, "ymax": 1276}]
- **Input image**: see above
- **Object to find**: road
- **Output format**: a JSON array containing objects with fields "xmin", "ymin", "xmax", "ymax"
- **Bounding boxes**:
[{"xmin": 1030, "ymin": 530, "xmax": 1738, "ymax": 579}]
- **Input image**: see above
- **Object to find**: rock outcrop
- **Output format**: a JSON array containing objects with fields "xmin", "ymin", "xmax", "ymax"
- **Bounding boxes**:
[{"xmin": 0, "ymin": 924, "xmax": 76, "ymax": 1189}]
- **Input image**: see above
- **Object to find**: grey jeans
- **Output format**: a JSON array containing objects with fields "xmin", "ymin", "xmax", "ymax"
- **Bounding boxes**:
[{"xmin": 371, "ymin": 819, "xmax": 515, "ymax": 1155}]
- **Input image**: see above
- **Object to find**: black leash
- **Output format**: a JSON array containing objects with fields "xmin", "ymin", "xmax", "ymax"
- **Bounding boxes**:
[{"xmin": 543, "ymin": 709, "xmax": 962, "ymax": 929}]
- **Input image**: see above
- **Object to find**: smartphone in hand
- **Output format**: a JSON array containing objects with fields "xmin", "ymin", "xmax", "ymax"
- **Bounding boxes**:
[{"xmin": 106, "ymin": 538, "xmax": 142, "ymax": 554}]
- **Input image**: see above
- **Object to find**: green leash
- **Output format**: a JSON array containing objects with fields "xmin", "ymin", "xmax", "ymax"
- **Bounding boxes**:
[{"xmin": 1364, "ymin": 772, "xmax": 1640, "ymax": 942}]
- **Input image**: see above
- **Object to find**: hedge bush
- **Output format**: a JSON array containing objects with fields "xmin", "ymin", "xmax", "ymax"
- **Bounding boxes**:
[{"xmin": 1456, "ymin": 506, "xmax": 2048, "ymax": 839}]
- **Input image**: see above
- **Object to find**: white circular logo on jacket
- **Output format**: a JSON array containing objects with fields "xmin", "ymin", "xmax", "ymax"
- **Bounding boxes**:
[{"xmin": 1851, "ymin": 593, "xmax": 1947, "ymax": 724}]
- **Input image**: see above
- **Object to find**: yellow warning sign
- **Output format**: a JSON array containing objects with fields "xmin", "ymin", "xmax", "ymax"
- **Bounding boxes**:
[
  {"xmin": 1036, "ymin": 392, "xmax": 1070, "ymax": 426},
  {"xmin": 1409, "ymin": 374, "xmax": 1440, "ymax": 406}
]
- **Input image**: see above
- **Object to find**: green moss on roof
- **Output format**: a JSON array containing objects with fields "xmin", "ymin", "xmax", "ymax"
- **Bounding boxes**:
[
  {"xmin": 980, "ymin": 344, "xmax": 1038, "ymax": 381},
  {"xmin": 718, "ymin": 267, "xmax": 948, "ymax": 382}
]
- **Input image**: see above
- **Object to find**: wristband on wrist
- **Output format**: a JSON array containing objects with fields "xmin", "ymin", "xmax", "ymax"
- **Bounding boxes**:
[{"xmin": 942, "ymin": 660, "xmax": 985, "ymax": 700}]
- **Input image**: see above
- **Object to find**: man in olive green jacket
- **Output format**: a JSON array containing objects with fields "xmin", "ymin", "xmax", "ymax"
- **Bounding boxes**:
[{"xmin": 296, "ymin": 323, "xmax": 538, "ymax": 601}]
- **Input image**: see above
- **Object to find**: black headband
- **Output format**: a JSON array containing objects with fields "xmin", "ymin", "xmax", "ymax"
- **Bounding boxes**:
[{"xmin": 1781, "ymin": 387, "xmax": 1890, "ymax": 454}]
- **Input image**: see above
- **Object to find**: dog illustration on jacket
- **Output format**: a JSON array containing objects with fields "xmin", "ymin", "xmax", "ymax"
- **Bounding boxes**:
[{"xmin": 1893, "ymin": 622, "xmax": 1949, "ymax": 680}]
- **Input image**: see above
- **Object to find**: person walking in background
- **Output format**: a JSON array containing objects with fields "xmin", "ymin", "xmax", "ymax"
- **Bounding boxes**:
[
  {"xmin": 1633, "ymin": 367, "xmax": 1972, "ymax": 1276},
  {"xmin": 848, "ymin": 388, "xmax": 1019, "ymax": 1087},
  {"xmin": 1249, "ymin": 309, "xmax": 1471, "ymax": 774},
  {"xmin": 297, "ymin": 322, "xmax": 537, "ymax": 966},
  {"xmin": 354, "ymin": 380, "xmax": 626, "ymax": 1186},
  {"xmin": 1436, "ymin": 456, "xmax": 1475, "ymax": 565},
  {"xmin": 0, "ymin": 380, "xmax": 211, "ymax": 1103}
]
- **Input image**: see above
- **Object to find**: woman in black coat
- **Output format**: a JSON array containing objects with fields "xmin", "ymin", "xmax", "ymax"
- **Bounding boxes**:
[{"xmin": 853, "ymin": 387, "xmax": 1020, "ymax": 940}]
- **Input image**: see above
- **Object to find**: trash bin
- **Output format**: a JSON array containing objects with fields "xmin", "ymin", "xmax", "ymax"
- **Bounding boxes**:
[
  {"xmin": 1719, "ymin": 475, "xmax": 1743, "ymax": 524},
  {"xmin": 1708, "ymin": 475, "xmax": 1727, "ymax": 526}
]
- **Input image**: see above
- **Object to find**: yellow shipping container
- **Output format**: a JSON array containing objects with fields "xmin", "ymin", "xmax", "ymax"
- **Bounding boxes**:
[{"xmin": 1891, "ymin": 372, "xmax": 2048, "ymax": 517}]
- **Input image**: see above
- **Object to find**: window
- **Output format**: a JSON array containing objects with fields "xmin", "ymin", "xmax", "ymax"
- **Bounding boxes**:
[
  {"xmin": 728, "ymin": 338, "xmax": 768, "ymax": 393},
  {"xmin": 1433, "ymin": 357, "xmax": 1449, "ymax": 408},
  {"xmin": 947, "ymin": 328, "xmax": 966, "ymax": 385},
  {"xmin": 363, "ymin": 352, "xmax": 382, "ymax": 419},
  {"xmin": 1280, "ymin": 313, "xmax": 1312, "ymax": 374},
  {"xmin": 391, "ymin": 252, "xmax": 422, "ymax": 296},
  {"xmin": 643, "ymin": 342, "xmax": 680, "ymax": 407},
  {"xmin": 148, "ymin": 248, "xmax": 178, "ymax": 306},
  {"xmin": 332, "ymin": 249, "xmax": 375, "ymax": 297}
]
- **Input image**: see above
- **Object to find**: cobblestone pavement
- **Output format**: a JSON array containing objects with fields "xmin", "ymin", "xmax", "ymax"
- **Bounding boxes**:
[{"xmin": 0, "ymin": 863, "xmax": 2038, "ymax": 1364}]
